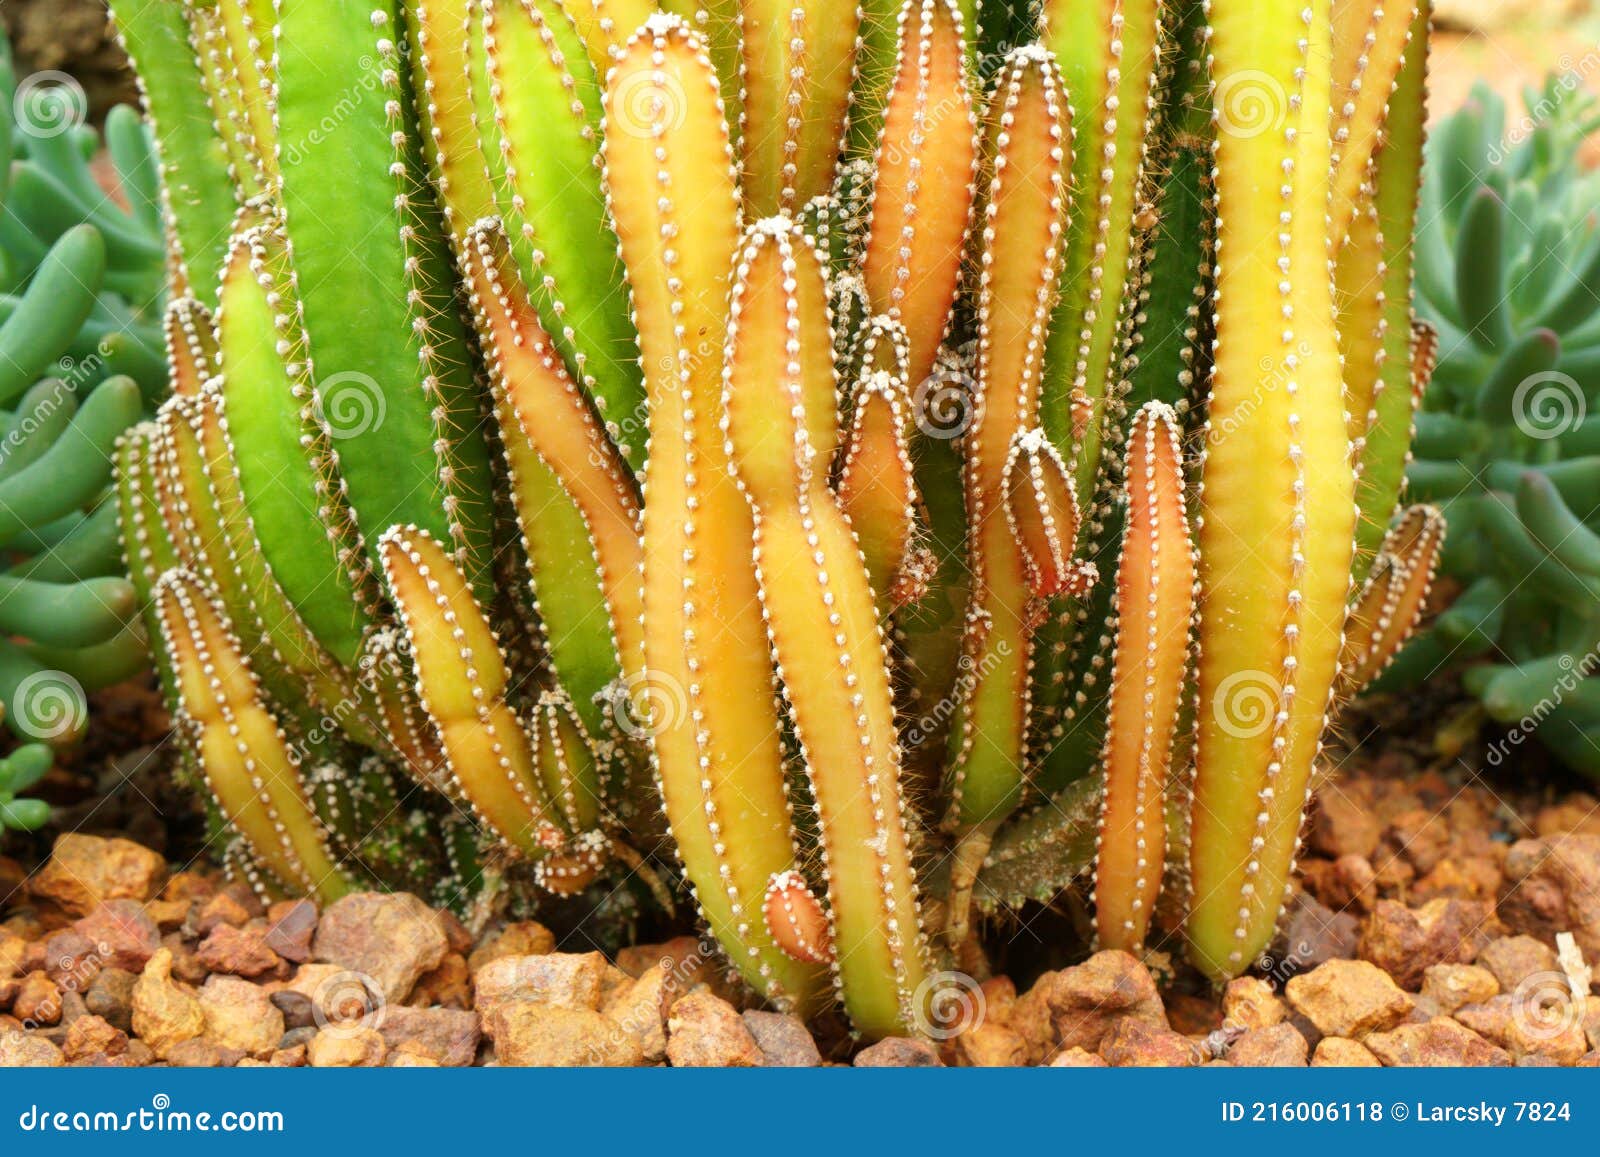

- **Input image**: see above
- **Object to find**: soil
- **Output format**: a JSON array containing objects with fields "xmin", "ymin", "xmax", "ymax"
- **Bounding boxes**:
[{"xmin": 0, "ymin": 676, "xmax": 1596, "ymax": 1067}]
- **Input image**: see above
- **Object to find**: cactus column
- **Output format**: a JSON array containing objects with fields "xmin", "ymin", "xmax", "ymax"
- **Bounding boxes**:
[
  {"xmin": 1186, "ymin": 0, "xmax": 1358, "ymax": 979},
  {"xmin": 602, "ymin": 15, "xmax": 826, "ymax": 1015}
]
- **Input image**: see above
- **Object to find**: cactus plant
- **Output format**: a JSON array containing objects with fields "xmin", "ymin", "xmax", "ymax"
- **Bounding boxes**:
[
  {"xmin": 0, "ymin": 30, "xmax": 169, "ymax": 756},
  {"xmin": 1400, "ymin": 77, "xmax": 1600, "ymax": 779},
  {"xmin": 112, "ymin": 0, "xmax": 1442, "ymax": 1036}
]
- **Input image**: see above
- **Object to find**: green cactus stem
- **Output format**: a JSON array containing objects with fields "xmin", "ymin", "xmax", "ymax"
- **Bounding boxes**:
[
  {"xmin": 108, "ymin": 0, "xmax": 238, "ymax": 301},
  {"xmin": 1353, "ymin": 1, "xmax": 1430, "ymax": 573},
  {"xmin": 465, "ymin": 0, "xmax": 645, "ymax": 456},
  {"xmin": 271, "ymin": 0, "xmax": 493, "ymax": 584},
  {"xmin": 1038, "ymin": 0, "xmax": 1162, "ymax": 497}
]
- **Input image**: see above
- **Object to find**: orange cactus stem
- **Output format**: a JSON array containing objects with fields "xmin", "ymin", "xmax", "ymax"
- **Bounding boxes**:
[
  {"xmin": 1092, "ymin": 402, "xmax": 1196, "ymax": 953},
  {"xmin": 862, "ymin": 0, "xmax": 979, "ymax": 389},
  {"xmin": 1341, "ymin": 505, "xmax": 1444, "ymax": 694}
]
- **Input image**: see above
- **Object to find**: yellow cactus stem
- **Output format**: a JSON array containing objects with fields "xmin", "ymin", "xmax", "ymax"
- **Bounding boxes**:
[
  {"xmin": 1336, "ymin": 193, "xmax": 1388, "ymax": 458},
  {"xmin": 183, "ymin": 0, "xmax": 267, "ymax": 203},
  {"xmin": 1186, "ymin": 0, "xmax": 1358, "ymax": 981},
  {"xmin": 406, "ymin": 0, "xmax": 501, "ymax": 257},
  {"xmin": 847, "ymin": 312, "xmax": 911, "ymax": 382},
  {"xmin": 214, "ymin": 221, "xmax": 378, "ymax": 664},
  {"xmin": 1039, "ymin": 0, "xmax": 1163, "ymax": 496},
  {"xmin": 657, "ymin": 0, "xmax": 744, "ymax": 150},
  {"xmin": 1353, "ymin": 4, "xmax": 1432, "ymax": 574},
  {"xmin": 463, "ymin": 218, "xmax": 646, "ymax": 675},
  {"xmin": 377, "ymin": 525, "xmax": 565, "ymax": 859},
  {"xmin": 1341, "ymin": 505, "xmax": 1444, "ymax": 693},
  {"xmin": 1329, "ymin": 0, "xmax": 1419, "ymax": 250},
  {"xmin": 163, "ymin": 296, "xmax": 218, "ymax": 396},
  {"xmin": 835, "ymin": 370, "xmax": 932, "ymax": 610},
  {"xmin": 1092, "ymin": 402, "xmax": 1195, "ymax": 953},
  {"xmin": 211, "ymin": 0, "xmax": 279, "ymax": 184},
  {"xmin": 355, "ymin": 628, "xmax": 449, "ymax": 789},
  {"xmin": 180, "ymin": 385, "xmax": 395, "ymax": 753},
  {"xmin": 1003, "ymin": 428, "xmax": 1098, "ymax": 603},
  {"xmin": 862, "ymin": 0, "xmax": 979, "ymax": 388},
  {"xmin": 740, "ymin": 0, "xmax": 862, "ymax": 214},
  {"xmin": 528, "ymin": 689, "xmax": 609, "ymax": 895},
  {"xmin": 564, "ymin": 0, "xmax": 656, "ymax": 73},
  {"xmin": 723, "ymin": 215, "xmax": 929, "ymax": 1039},
  {"xmin": 943, "ymin": 45, "xmax": 1073, "ymax": 943},
  {"xmin": 763, "ymin": 869, "xmax": 837, "ymax": 966},
  {"xmin": 602, "ymin": 14, "xmax": 827, "ymax": 1014},
  {"xmin": 153, "ymin": 568, "xmax": 356, "ymax": 904}
]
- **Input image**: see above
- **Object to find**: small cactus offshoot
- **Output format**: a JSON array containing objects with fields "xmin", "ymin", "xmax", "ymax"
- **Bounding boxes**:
[{"xmin": 112, "ymin": 0, "xmax": 1442, "ymax": 1036}]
